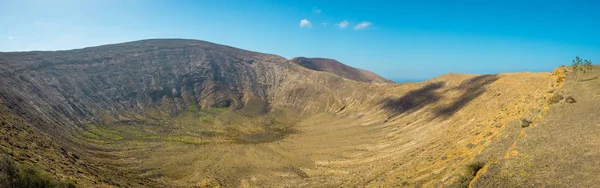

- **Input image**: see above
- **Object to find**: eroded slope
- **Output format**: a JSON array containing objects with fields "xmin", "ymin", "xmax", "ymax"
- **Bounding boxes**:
[
  {"xmin": 473, "ymin": 66, "xmax": 600, "ymax": 187},
  {"xmin": 0, "ymin": 39, "xmax": 566, "ymax": 187},
  {"xmin": 288, "ymin": 57, "xmax": 392, "ymax": 83}
]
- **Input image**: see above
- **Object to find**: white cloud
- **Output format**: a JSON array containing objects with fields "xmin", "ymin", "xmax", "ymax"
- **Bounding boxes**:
[
  {"xmin": 337, "ymin": 20, "xmax": 349, "ymax": 28},
  {"xmin": 354, "ymin": 21, "xmax": 372, "ymax": 30},
  {"xmin": 299, "ymin": 19, "xmax": 312, "ymax": 28},
  {"xmin": 313, "ymin": 7, "xmax": 322, "ymax": 14},
  {"xmin": 8, "ymin": 36, "xmax": 13, "ymax": 40}
]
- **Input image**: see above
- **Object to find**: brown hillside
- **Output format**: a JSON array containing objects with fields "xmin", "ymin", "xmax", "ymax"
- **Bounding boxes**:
[
  {"xmin": 473, "ymin": 66, "xmax": 600, "ymax": 187},
  {"xmin": 289, "ymin": 57, "xmax": 392, "ymax": 83},
  {"xmin": 0, "ymin": 39, "xmax": 580, "ymax": 187}
]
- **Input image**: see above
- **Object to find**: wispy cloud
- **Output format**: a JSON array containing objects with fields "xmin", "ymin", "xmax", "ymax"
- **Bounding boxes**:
[
  {"xmin": 337, "ymin": 21, "xmax": 349, "ymax": 28},
  {"xmin": 313, "ymin": 7, "xmax": 322, "ymax": 14},
  {"xmin": 8, "ymin": 36, "xmax": 13, "ymax": 40},
  {"xmin": 299, "ymin": 19, "xmax": 312, "ymax": 28},
  {"xmin": 321, "ymin": 22, "xmax": 329, "ymax": 27},
  {"xmin": 354, "ymin": 21, "xmax": 372, "ymax": 30}
]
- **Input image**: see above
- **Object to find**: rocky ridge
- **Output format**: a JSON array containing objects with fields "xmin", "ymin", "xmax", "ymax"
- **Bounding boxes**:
[{"xmin": 0, "ymin": 39, "xmax": 572, "ymax": 187}]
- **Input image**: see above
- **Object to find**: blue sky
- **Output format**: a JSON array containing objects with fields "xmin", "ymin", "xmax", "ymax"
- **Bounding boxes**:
[{"xmin": 1, "ymin": 0, "xmax": 599, "ymax": 81}]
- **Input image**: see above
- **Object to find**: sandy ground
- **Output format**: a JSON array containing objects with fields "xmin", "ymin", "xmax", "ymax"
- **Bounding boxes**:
[{"xmin": 73, "ymin": 72, "xmax": 560, "ymax": 187}]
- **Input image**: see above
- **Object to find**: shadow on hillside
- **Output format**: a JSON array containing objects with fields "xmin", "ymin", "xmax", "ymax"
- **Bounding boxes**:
[
  {"xmin": 380, "ymin": 82, "xmax": 444, "ymax": 118},
  {"xmin": 433, "ymin": 74, "xmax": 499, "ymax": 118},
  {"xmin": 380, "ymin": 74, "xmax": 499, "ymax": 120}
]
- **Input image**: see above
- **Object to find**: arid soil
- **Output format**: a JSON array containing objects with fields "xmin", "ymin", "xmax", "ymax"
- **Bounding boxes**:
[
  {"xmin": 288, "ymin": 57, "xmax": 392, "ymax": 83},
  {"xmin": 0, "ymin": 39, "xmax": 590, "ymax": 187},
  {"xmin": 473, "ymin": 66, "xmax": 600, "ymax": 187}
]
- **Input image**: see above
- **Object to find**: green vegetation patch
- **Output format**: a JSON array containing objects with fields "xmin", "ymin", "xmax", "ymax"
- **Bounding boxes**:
[
  {"xmin": 572, "ymin": 56, "xmax": 594, "ymax": 81},
  {"xmin": 0, "ymin": 155, "xmax": 76, "ymax": 188},
  {"xmin": 163, "ymin": 135, "xmax": 207, "ymax": 145},
  {"xmin": 80, "ymin": 105, "xmax": 296, "ymax": 147},
  {"xmin": 82, "ymin": 124, "xmax": 123, "ymax": 142}
]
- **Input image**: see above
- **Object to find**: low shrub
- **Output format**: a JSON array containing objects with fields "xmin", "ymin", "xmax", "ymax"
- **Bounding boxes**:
[
  {"xmin": 547, "ymin": 93, "xmax": 564, "ymax": 105},
  {"xmin": 0, "ymin": 155, "xmax": 76, "ymax": 188},
  {"xmin": 466, "ymin": 161, "xmax": 486, "ymax": 176},
  {"xmin": 565, "ymin": 96, "xmax": 576, "ymax": 103},
  {"xmin": 450, "ymin": 161, "xmax": 486, "ymax": 188},
  {"xmin": 520, "ymin": 118, "xmax": 533, "ymax": 128}
]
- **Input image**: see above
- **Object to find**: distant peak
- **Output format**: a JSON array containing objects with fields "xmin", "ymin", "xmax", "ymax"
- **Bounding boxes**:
[{"xmin": 289, "ymin": 57, "xmax": 392, "ymax": 83}]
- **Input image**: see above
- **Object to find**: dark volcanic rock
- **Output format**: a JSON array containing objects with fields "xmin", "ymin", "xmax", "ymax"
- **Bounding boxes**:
[
  {"xmin": 0, "ymin": 39, "xmax": 390, "ymax": 135},
  {"xmin": 0, "ymin": 39, "xmax": 289, "ymax": 133}
]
